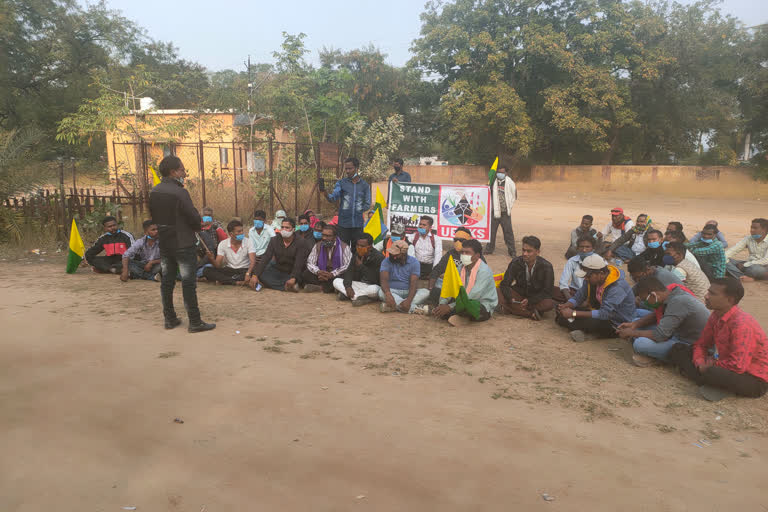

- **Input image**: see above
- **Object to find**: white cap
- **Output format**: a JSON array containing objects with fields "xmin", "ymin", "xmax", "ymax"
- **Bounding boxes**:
[{"xmin": 574, "ymin": 254, "xmax": 608, "ymax": 278}]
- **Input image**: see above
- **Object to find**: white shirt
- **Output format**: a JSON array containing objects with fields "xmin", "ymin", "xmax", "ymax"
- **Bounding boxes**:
[
  {"xmin": 559, "ymin": 255, "xmax": 585, "ymax": 291},
  {"xmin": 407, "ymin": 232, "xmax": 441, "ymax": 267},
  {"xmin": 725, "ymin": 235, "xmax": 768, "ymax": 267},
  {"xmin": 247, "ymin": 225, "xmax": 275, "ymax": 256},
  {"xmin": 217, "ymin": 238, "xmax": 251, "ymax": 269},
  {"xmin": 602, "ymin": 219, "xmax": 634, "ymax": 243},
  {"xmin": 684, "ymin": 250, "xmax": 701, "ymax": 269}
]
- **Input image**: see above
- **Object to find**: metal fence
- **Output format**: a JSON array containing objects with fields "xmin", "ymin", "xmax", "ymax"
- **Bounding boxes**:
[{"xmin": 109, "ymin": 138, "xmax": 372, "ymax": 223}]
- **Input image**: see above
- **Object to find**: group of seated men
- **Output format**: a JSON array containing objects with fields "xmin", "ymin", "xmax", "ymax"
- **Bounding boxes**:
[{"xmin": 84, "ymin": 206, "xmax": 768, "ymax": 401}]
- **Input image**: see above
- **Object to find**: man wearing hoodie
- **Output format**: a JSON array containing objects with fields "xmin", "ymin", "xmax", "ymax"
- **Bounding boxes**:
[
  {"xmin": 486, "ymin": 166, "xmax": 517, "ymax": 256},
  {"xmin": 85, "ymin": 216, "xmax": 133, "ymax": 274},
  {"xmin": 555, "ymin": 254, "xmax": 636, "ymax": 342}
]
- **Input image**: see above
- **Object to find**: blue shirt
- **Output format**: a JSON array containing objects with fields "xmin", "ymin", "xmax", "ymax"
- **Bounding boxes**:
[
  {"xmin": 327, "ymin": 177, "xmax": 371, "ymax": 228},
  {"xmin": 380, "ymin": 255, "xmax": 420, "ymax": 290},
  {"xmin": 388, "ymin": 170, "xmax": 411, "ymax": 183},
  {"xmin": 568, "ymin": 267, "xmax": 636, "ymax": 326}
]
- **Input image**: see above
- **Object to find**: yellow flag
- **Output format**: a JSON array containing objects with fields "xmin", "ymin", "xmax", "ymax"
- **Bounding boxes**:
[
  {"xmin": 150, "ymin": 167, "xmax": 162, "ymax": 187},
  {"xmin": 374, "ymin": 185, "xmax": 387, "ymax": 209},
  {"xmin": 66, "ymin": 218, "xmax": 85, "ymax": 273},
  {"xmin": 440, "ymin": 256, "xmax": 462, "ymax": 300},
  {"xmin": 364, "ymin": 203, "xmax": 387, "ymax": 244},
  {"xmin": 490, "ymin": 157, "xmax": 498, "ymax": 171}
]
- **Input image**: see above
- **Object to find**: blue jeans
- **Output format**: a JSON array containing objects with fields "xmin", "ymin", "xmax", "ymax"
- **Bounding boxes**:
[
  {"xmin": 633, "ymin": 308, "xmax": 653, "ymax": 321},
  {"xmin": 633, "ymin": 335, "xmax": 689, "ymax": 361},
  {"xmin": 726, "ymin": 259, "xmax": 768, "ymax": 280},
  {"xmin": 128, "ymin": 260, "xmax": 161, "ymax": 280},
  {"xmin": 160, "ymin": 246, "xmax": 201, "ymax": 323},
  {"xmin": 614, "ymin": 245, "xmax": 635, "ymax": 262},
  {"xmin": 377, "ymin": 287, "xmax": 430, "ymax": 313},
  {"xmin": 260, "ymin": 262, "xmax": 293, "ymax": 290}
]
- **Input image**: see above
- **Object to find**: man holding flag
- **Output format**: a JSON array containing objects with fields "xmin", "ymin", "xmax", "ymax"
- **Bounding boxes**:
[
  {"xmin": 432, "ymin": 239, "xmax": 498, "ymax": 326},
  {"xmin": 486, "ymin": 162, "xmax": 517, "ymax": 257}
]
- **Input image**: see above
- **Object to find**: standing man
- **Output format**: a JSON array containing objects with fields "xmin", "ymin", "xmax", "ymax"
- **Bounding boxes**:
[
  {"xmin": 326, "ymin": 157, "xmax": 371, "ymax": 246},
  {"xmin": 149, "ymin": 156, "xmax": 215, "ymax": 333},
  {"xmin": 388, "ymin": 158, "xmax": 411, "ymax": 185},
  {"xmin": 486, "ymin": 166, "xmax": 517, "ymax": 256}
]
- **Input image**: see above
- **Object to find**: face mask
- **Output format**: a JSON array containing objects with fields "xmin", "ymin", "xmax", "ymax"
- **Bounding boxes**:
[
  {"xmin": 235, "ymin": 234, "xmax": 245, "ymax": 241},
  {"xmin": 356, "ymin": 246, "xmax": 370, "ymax": 258},
  {"xmin": 701, "ymin": 238, "xmax": 714, "ymax": 244},
  {"xmin": 496, "ymin": 173, "xmax": 506, "ymax": 181},
  {"xmin": 662, "ymin": 255, "xmax": 676, "ymax": 266},
  {"xmin": 394, "ymin": 166, "xmax": 402, "ymax": 172},
  {"xmin": 389, "ymin": 254, "xmax": 401, "ymax": 264},
  {"xmin": 460, "ymin": 254, "xmax": 473, "ymax": 266},
  {"xmin": 298, "ymin": 224, "xmax": 310, "ymax": 232},
  {"xmin": 146, "ymin": 235, "xmax": 153, "ymax": 240},
  {"xmin": 662, "ymin": 241, "xmax": 670, "ymax": 249},
  {"xmin": 176, "ymin": 177, "xmax": 185, "ymax": 186},
  {"xmin": 202, "ymin": 216, "xmax": 213, "ymax": 223},
  {"xmin": 313, "ymin": 231, "xmax": 323, "ymax": 240},
  {"xmin": 647, "ymin": 241, "xmax": 661, "ymax": 249},
  {"xmin": 322, "ymin": 239, "xmax": 335, "ymax": 248},
  {"xmin": 417, "ymin": 227, "xmax": 427, "ymax": 236},
  {"xmin": 578, "ymin": 251, "xmax": 594, "ymax": 261},
  {"xmin": 280, "ymin": 229, "xmax": 293, "ymax": 239},
  {"xmin": 752, "ymin": 234, "xmax": 763, "ymax": 240},
  {"xmin": 642, "ymin": 293, "xmax": 662, "ymax": 310},
  {"xmin": 391, "ymin": 236, "xmax": 401, "ymax": 242},
  {"xmin": 453, "ymin": 241, "xmax": 463, "ymax": 251},
  {"xmin": 253, "ymin": 220, "xmax": 264, "ymax": 229}
]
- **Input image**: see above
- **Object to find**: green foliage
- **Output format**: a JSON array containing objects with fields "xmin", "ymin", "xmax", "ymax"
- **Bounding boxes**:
[
  {"xmin": 346, "ymin": 115, "xmax": 405, "ymax": 180},
  {"xmin": 0, "ymin": 128, "xmax": 47, "ymax": 201}
]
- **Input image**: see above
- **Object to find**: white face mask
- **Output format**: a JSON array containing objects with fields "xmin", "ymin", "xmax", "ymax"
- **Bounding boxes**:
[
  {"xmin": 460, "ymin": 254, "xmax": 473, "ymax": 267},
  {"xmin": 280, "ymin": 229, "xmax": 293, "ymax": 239},
  {"xmin": 496, "ymin": 173, "xmax": 506, "ymax": 181}
]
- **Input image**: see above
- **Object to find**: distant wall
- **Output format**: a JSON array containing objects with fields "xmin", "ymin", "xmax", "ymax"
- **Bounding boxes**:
[{"xmin": 402, "ymin": 165, "xmax": 488, "ymax": 184}]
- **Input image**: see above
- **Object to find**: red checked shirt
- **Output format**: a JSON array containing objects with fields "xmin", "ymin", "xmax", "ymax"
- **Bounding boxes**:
[{"xmin": 692, "ymin": 306, "xmax": 768, "ymax": 382}]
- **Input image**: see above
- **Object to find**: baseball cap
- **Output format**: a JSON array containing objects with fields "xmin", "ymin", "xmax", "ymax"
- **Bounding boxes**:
[
  {"xmin": 388, "ymin": 239, "xmax": 410, "ymax": 256},
  {"xmin": 574, "ymin": 254, "xmax": 608, "ymax": 278},
  {"xmin": 610, "ymin": 207, "xmax": 624, "ymax": 215}
]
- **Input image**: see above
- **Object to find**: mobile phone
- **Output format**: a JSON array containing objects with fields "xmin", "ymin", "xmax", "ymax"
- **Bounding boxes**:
[{"xmin": 254, "ymin": 283, "xmax": 262, "ymax": 291}]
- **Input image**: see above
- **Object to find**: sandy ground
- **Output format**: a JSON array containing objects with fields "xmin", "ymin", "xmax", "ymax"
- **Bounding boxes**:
[{"xmin": 2, "ymin": 185, "xmax": 768, "ymax": 511}]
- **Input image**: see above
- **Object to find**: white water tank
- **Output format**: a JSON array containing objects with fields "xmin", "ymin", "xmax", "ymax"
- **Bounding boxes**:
[{"xmin": 139, "ymin": 97, "xmax": 155, "ymax": 111}]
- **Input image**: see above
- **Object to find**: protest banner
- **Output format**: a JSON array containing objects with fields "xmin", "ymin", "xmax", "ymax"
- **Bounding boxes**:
[{"xmin": 387, "ymin": 182, "xmax": 491, "ymax": 242}]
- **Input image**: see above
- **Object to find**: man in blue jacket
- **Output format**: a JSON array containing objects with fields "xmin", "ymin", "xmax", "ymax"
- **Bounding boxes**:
[
  {"xmin": 555, "ymin": 254, "xmax": 636, "ymax": 342},
  {"xmin": 327, "ymin": 157, "xmax": 371, "ymax": 245}
]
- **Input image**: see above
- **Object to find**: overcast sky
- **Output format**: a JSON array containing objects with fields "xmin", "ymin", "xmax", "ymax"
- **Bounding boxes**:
[{"xmin": 85, "ymin": 0, "xmax": 768, "ymax": 71}]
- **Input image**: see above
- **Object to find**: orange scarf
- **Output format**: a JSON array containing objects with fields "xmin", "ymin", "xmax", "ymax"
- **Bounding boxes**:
[{"xmin": 460, "ymin": 261, "xmax": 481, "ymax": 293}]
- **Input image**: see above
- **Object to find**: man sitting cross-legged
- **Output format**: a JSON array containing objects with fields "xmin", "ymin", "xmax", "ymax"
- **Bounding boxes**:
[
  {"xmin": 427, "ymin": 227, "xmax": 475, "ymax": 304},
  {"xmin": 249, "ymin": 217, "xmax": 310, "ymax": 292},
  {"xmin": 120, "ymin": 220, "xmax": 161, "ymax": 282},
  {"xmin": 334, "ymin": 233, "xmax": 385, "ymax": 306},
  {"xmin": 302, "ymin": 224, "xmax": 352, "ymax": 293},
  {"xmin": 638, "ymin": 229, "xmax": 665, "ymax": 267},
  {"xmin": 203, "ymin": 219, "xmax": 251, "ymax": 285},
  {"xmin": 687, "ymin": 223, "xmax": 726, "ymax": 281},
  {"xmin": 378, "ymin": 240, "xmax": 430, "ymax": 314},
  {"xmin": 247, "ymin": 209, "xmax": 275, "ymax": 269},
  {"xmin": 432, "ymin": 239, "xmax": 498, "ymax": 326},
  {"xmin": 85, "ymin": 215, "xmax": 133, "ymax": 274},
  {"xmin": 616, "ymin": 277, "xmax": 710, "ymax": 367},
  {"xmin": 498, "ymin": 235, "xmax": 555, "ymax": 321},
  {"xmin": 556, "ymin": 234, "xmax": 595, "ymax": 302},
  {"xmin": 668, "ymin": 278, "xmax": 768, "ymax": 400},
  {"xmin": 555, "ymin": 254, "xmax": 636, "ymax": 342},
  {"xmin": 725, "ymin": 217, "xmax": 768, "ymax": 282}
]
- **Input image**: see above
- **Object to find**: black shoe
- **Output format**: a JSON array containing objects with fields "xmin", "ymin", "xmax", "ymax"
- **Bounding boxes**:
[
  {"xmin": 188, "ymin": 321, "xmax": 216, "ymax": 333},
  {"xmin": 164, "ymin": 317, "xmax": 182, "ymax": 330}
]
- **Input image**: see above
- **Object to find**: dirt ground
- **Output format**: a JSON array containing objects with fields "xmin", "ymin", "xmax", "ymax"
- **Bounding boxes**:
[{"xmin": 2, "ymin": 185, "xmax": 768, "ymax": 511}]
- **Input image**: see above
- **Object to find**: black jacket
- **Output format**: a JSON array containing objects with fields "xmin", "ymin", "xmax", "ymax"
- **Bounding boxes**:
[
  {"xmin": 343, "ymin": 248, "xmax": 384, "ymax": 287},
  {"xmin": 149, "ymin": 178, "xmax": 202, "ymax": 251},
  {"xmin": 254, "ymin": 235, "xmax": 310, "ymax": 279},
  {"xmin": 640, "ymin": 247, "xmax": 665, "ymax": 267},
  {"xmin": 85, "ymin": 231, "xmax": 133, "ymax": 263},
  {"xmin": 500, "ymin": 256, "xmax": 554, "ymax": 304}
]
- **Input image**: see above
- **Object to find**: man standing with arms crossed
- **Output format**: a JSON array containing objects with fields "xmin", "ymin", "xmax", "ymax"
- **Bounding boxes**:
[
  {"xmin": 150, "ymin": 156, "xmax": 216, "ymax": 333},
  {"xmin": 486, "ymin": 166, "xmax": 517, "ymax": 256}
]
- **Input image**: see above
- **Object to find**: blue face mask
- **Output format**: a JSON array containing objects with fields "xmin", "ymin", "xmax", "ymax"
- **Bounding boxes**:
[
  {"xmin": 146, "ymin": 235, "xmax": 153, "ymax": 240},
  {"xmin": 701, "ymin": 238, "xmax": 714, "ymax": 244},
  {"xmin": 417, "ymin": 227, "xmax": 427, "ymax": 236},
  {"xmin": 253, "ymin": 220, "xmax": 264, "ymax": 229},
  {"xmin": 235, "ymin": 234, "xmax": 245, "ymax": 241},
  {"xmin": 313, "ymin": 231, "xmax": 323, "ymax": 240},
  {"xmin": 752, "ymin": 234, "xmax": 763, "ymax": 240},
  {"xmin": 298, "ymin": 224, "xmax": 310, "ymax": 232},
  {"xmin": 391, "ymin": 236, "xmax": 401, "ymax": 242},
  {"xmin": 579, "ymin": 251, "xmax": 594, "ymax": 261},
  {"xmin": 662, "ymin": 255, "xmax": 676, "ymax": 266},
  {"xmin": 202, "ymin": 216, "xmax": 213, "ymax": 223},
  {"xmin": 662, "ymin": 241, "xmax": 670, "ymax": 249},
  {"xmin": 647, "ymin": 241, "xmax": 661, "ymax": 249}
]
